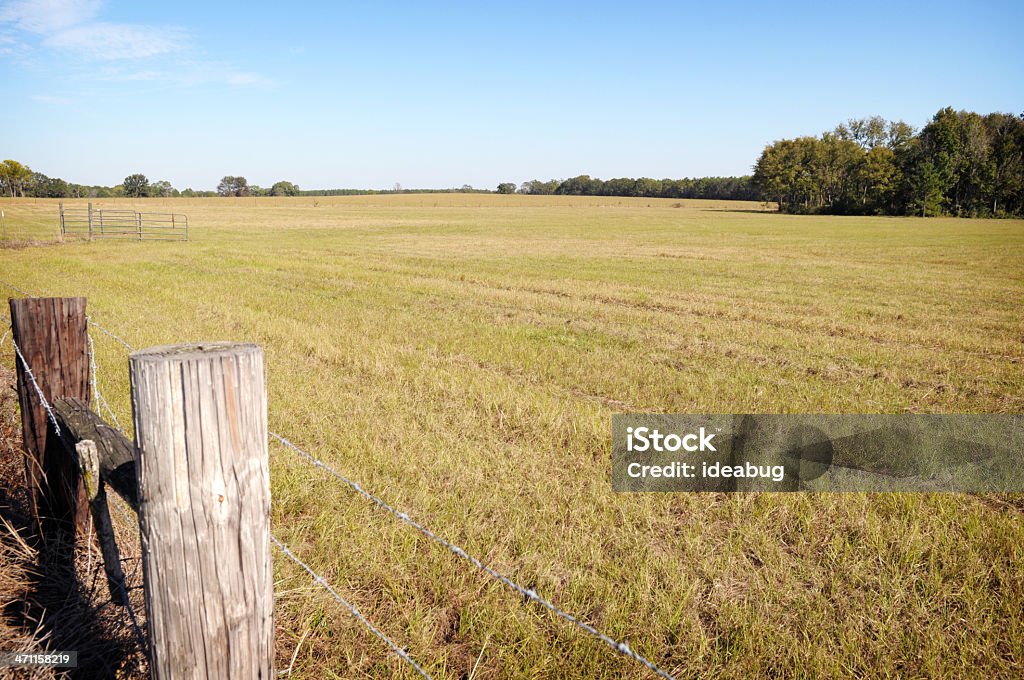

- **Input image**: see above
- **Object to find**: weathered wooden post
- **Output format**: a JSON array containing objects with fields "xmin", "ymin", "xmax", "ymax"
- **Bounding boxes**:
[
  {"xmin": 88, "ymin": 202, "xmax": 94, "ymax": 240},
  {"xmin": 129, "ymin": 343, "xmax": 273, "ymax": 678},
  {"xmin": 9, "ymin": 297, "xmax": 91, "ymax": 536}
]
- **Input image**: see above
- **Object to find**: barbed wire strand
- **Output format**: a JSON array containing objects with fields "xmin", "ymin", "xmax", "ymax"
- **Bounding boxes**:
[
  {"xmin": 84, "ymin": 333, "xmax": 147, "ymax": 657},
  {"xmin": 96, "ymin": 386, "xmax": 125, "ymax": 433},
  {"xmin": 270, "ymin": 432, "xmax": 676, "ymax": 680},
  {"xmin": 90, "ymin": 322, "xmax": 135, "ymax": 353},
  {"xmin": 10, "ymin": 336, "xmax": 61, "ymax": 437},
  {"xmin": 88, "ymin": 334, "xmax": 101, "ymax": 415},
  {"xmin": 84, "ymin": 331, "xmax": 136, "ymax": 540},
  {"xmin": 84, "ymin": 318, "xmax": 129, "ymax": 432},
  {"xmin": 269, "ymin": 534, "xmax": 433, "ymax": 680},
  {"xmin": 0, "ymin": 279, "xmax": 34, "ymax": 298}
]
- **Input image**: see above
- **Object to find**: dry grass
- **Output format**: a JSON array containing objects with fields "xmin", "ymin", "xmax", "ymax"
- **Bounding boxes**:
[
  {"xmin": 1, "ymin": 194, "xmax": 1023, "ymax": 678},
  {"xmin": 0, "ymin": 364, "xmax": 148, "ymax": 679}
]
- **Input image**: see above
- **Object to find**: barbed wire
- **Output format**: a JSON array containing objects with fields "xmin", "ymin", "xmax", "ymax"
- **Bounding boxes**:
[
  {"xmin": 84, "ymin": 329, "xmax": 135, "ymax": 539},
  {"xmin": 10, "ymin": 336, "xmax": 61, "ymax": 437},
  {"xmin": 0, "ymin": 279, "xmax": 33, "ymax": 298},
  {"xmin": 90, "ymin": 321, "xmax": 135, "ymax": 353},
  {"xmin": 270, "ymin": 432, "xmax": 677, "ymax": 680},
  {"xmin": 86, "ymin": 332, "xmax": 126, "ymax": 432},
  {"xmin": 96, "ymin": 390, "xmax": 125, "ymax": 433},
  {"xmin": 83, "ymin": 331, "xmax": 147, "ymax": 656},
  {"xmin": 88, "ymin": 334, "xmax": 101, "ymax": 415},
  {"xmin": 269, "ymin": 534, "xmax": 433, "ymax": 679}
]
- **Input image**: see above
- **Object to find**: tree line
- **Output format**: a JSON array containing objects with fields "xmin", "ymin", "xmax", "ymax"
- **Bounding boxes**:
[
  {"xmin": 505, "ymin": 175, "xmax": 756, "ymax": 200},
  {"xmin": 1, "ymin": 163, "xmax": 755, "ymax": 203},
  {"xmin": 753, "ymin": 108, "xmax": 1024, "ymax": 217},
  {"xmin": 0, "ymin": 167, "xmax": 492, "ymax": 199}
]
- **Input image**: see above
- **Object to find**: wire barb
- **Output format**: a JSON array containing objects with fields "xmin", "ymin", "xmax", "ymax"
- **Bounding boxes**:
[
  {"xmin": 269, "ymin": 534, "xmax": 433, "ymax": 679},
  {"xmin": 270, "ymin": 432, "xmax": 677, "ymax": 680}
]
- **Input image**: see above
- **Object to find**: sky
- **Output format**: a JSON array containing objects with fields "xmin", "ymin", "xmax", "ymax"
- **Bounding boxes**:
[{"xmin": 1, "ymin": 0, "xmax": 1022, "ymax": 191}]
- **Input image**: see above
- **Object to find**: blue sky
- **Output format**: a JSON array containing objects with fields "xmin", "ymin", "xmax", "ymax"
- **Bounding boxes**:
[{"xmin": 1, "ymin": 0, "xmax": 1022, "ymax": 191}]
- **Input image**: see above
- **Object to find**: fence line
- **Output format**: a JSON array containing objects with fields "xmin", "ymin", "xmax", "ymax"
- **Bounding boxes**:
[
  {"xmin": 270, "ymin": 535, "xmax": 433, "ymax": 679},
  {"xmin": 2, "ymin": 286, "xmax": 679, "ymax": 679},
  {"xmin": 4, "ymin": 311, "xmax": 433, "ymax": 678},
  {"xmin": 5, "ymin": 323, "xmax": 149, "ymax": 658}
]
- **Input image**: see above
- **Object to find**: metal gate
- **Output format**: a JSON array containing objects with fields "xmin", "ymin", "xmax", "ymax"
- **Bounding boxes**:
[{"xmin": 60, "ymin": 203, "xmax": 189, "ymax": 241}]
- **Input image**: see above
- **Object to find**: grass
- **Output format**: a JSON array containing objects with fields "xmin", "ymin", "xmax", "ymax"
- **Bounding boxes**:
[{"xmin": 1, "ymin": 194, "xmax": 1022, "ymax": 678}]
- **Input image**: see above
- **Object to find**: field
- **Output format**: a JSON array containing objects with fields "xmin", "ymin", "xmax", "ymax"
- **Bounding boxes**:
[{"xmin": 2, "ymin": 195, "xmax": 1023, "ymax": 678}]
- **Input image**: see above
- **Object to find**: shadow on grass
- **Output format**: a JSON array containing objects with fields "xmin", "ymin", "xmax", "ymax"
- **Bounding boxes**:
[{"xmin": 0, "ymin": 368, "xmax": 146, "ymax": 679}]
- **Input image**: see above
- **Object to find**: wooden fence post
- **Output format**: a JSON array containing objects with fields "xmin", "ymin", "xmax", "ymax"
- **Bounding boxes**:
[
  {"xmin": 129, "ymin": 343, "xmax": 273, "ymax": 678},
  {"xmin": 8, "ymin": 297, "xmax": 91, "ymax": 537}
]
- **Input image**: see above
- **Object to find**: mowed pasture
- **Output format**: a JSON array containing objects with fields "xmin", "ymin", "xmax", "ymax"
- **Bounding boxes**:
[{"xmin": 2, "ymin": 194, "xmax": 1023, "ymax": 678}]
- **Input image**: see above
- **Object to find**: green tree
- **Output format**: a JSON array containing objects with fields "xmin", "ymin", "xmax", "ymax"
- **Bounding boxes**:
[
  {"xmin": 520, "ymin": 179, "xmax": 559, "ymax": 194},
  {"xmin": 1, "ymin": 160, "xmax": 33, "ymax": 197},
  {"xmin": 123, "ymin": 173, "xmax": 149, "ymax": 198},
  {"xmin": 556, "ymin": 175, "xmax": 597, "ymax": 195},
  {"xmin": 753, "ymin": 137, "xmax": 820, "ymax": 212},
  {"xmin": 984, "ymin": 113, "xmax": 1024, "ymax": 215},
  {"xmin": 148, "ymin": 180, "xmax": 176, "ymax": 197},
  {"xmin": 900, "ymin": 139, "xmax": 944, "ymax": 217},
  {"xmin": 270, "ymin": 180, "xmax": 300, "ymax": 196},
  {"xmin": 28, "ymin": 172, "xmax": 70, "ymax": 198},
  {"xmin": 855, "ymin": 146, "xmax": 901, "ymax": 213},
  {"xmin": 217, "ymin": 176, "xmax": 249, "ymax": 197},
  {"xmin": 835, "ymin": 116, "xmax": 888, "ymax": 150},
  {"xmin": 496, "ymin": 182, "xmax": 516, "ymax": 194}
]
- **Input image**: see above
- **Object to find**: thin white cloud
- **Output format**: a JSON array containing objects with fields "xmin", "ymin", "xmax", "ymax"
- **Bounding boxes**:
[
  {"xmin": 223, "ymin": 71, "xmax": 271, "ymax": 87},
  {"xmin": 31, "ymin": 93, "xmax": 71, "ymax": 104},
  {"xmin": 45, "ymin": 21, "xmax": 184, "ymax": 59},
  {"xmin": 1, "ymin": 0, "xmax": 268, "ymax": 88},
  {"xmin": 0, "ymin": 0, "xmax": 101, "ymax": 34},
  {"xmin": 92, "ymin": 61, "xmax": 274, "ymax": 88}
]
